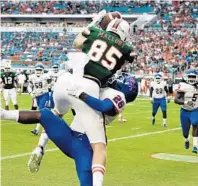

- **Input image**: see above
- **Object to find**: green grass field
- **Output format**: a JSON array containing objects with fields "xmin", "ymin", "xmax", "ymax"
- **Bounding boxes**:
[{"xmin": 1, "ymin": 94, "xmax": 198, "ymax": 186}]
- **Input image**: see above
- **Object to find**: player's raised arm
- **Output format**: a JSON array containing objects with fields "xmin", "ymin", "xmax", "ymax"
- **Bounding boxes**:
[{"xmin": 73, "ymin": 10, "xmax": 107, "ymax": 49}]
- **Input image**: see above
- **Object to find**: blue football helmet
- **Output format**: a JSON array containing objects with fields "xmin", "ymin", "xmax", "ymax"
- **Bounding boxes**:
[
  {"xmin": 108, "ymin": 72, "xmax": 138, "ymax": 103},
  {"xmin": 183, "ymin": 69, "xmax": 198, "ymax": 85},
  {"xmin": 35, "ymin": 63, "xmax": 44, "ymax": 77},
  {"xmin": 154, "ymin": 73, "xmax": 162, "ymax": 84},
  {"xmin": 52, "ymin": 63, "xmax": 59, "ymax": 73}
]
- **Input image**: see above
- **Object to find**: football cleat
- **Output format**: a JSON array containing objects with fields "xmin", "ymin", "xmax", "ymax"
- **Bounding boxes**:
[
  {"xmin": 163, "ymin": 123, "xmax": 167, "ymax": 127},
  {"xmin": 28, "ymin": 146, "xmax": 44, "ymax": 173},
  {"xmin": 192, "ymin": 146, "xmax": 198, "ymax": 154},
  {"xmin": 184, "ymin": 140, "xmax": 190, "ymax": 149},
  {"xmin": 31, "ymin": 129, "xmax": 38, "ymax": 136}
]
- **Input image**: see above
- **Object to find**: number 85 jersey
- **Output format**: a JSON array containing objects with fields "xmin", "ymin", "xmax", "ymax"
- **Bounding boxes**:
[
  {"xmin": 28, "ymin": 73, "xmax": 51, "ymax": 97},
  {"xmin": 82, "ymin": 26, "xmax": 134, "ymax": 85},
  {"xmin": 150, "ymin": 81, "xmax": 167, "ymax": 99},
  {"xmin": 100, "ymin": 87, "xmax": 126, "ymax": 125}
]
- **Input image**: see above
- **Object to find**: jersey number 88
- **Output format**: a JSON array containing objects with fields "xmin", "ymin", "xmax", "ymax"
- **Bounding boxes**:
[{"xmin": 88, "ymin": 39, "xmax": 122, "ymax": 70}]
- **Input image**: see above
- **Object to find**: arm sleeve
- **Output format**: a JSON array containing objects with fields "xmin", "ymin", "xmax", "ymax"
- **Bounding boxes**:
[
  {"xmin": 164, "ymin": 86, "xmax": 169, "ymax": 95},
  {"xmin": 79, "ymin": 92, "xmax": 115, "ymax": 113},
  {"xmin": 150, "ymin": 87, "xmax": 154, "ymax": 98}
]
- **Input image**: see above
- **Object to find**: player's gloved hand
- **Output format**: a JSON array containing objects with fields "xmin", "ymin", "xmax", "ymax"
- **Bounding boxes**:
[
  {"xmin": 150, "ymin": 97, "xmax": 153, "ymax": 104},
  {"xmin": 167, "ymin": 96, "xmax": 171, "ymax": 103},
  {"xmin": 88, "ymin": 10, "xmax": 107, "ymax": 28},
  {"xmin": 66, "ymin": 84, "xmax": 83, "ymax": 98}
]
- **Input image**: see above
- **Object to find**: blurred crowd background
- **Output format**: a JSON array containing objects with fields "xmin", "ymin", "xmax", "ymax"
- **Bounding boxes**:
[{"xmin": 1, "ymin": 0, "xmax": 198, "ymax": 79}]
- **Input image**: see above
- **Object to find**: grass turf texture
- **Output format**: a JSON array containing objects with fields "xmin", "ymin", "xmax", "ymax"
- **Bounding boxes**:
[{"xmin": 1, "ymin": 94, "xmax": 198, "ymax": 186}]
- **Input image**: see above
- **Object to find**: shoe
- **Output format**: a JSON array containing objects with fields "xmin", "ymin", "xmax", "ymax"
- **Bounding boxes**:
[
  {"xmin": 31, "ymin": 129, "xmax": 38, "ymax": 136},
  {"xmin": 163, "ymin": 123, "xmax": 167, "ymax": 127},
  {"xmin": 185, "ymin": 140, "xmax": 190, "ymax": 149},
  {"xmin": 192, "ymin": 146, "xmax": 198, "ymax": 154},
  {"xmin": 152, "ymin": 118, "xmax": 155, "ymax": 125},
  {"xmin": 28, "ymin": 146, "xmax": 44, "ymax": 173}
]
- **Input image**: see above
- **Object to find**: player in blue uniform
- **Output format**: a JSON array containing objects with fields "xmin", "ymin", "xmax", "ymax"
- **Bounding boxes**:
[
  {"xmin": 174, "ymin": 69, "xmax": 198, "ymax": 153},
  {"xmin": 1, "ymin": 73, "xmax": 138, "ymax": 186},
  {"xmin": 150, "ymin": 74, "xmax": 170, "ymax": 127},
  {"xmin": 29, "ymin": 63, "xmax": 52, "ymax": 135}
]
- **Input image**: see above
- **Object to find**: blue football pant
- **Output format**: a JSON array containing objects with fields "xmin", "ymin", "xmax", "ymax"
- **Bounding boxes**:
[
  {"xmin": 180, "ymin": 108, "xmax": 198, "ymax": 138},
  {"xmin": 40, "ymin": 108, "xmax": 93, "ymax": 186},
  {"xmin": 152, "ymin": 97, "xmax": 167, "ymax": 114}
]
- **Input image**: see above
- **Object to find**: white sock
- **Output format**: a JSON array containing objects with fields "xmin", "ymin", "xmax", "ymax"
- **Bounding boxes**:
[
  {"xmin": 118, "ymin": 114, "xmax": 122, "ymax": 120},
  {"xmin": 2, "ymin": 110, "xmax": 19, "ymax": 121},
  {"xmin": 35, "ymin": 123, "xmax": 41, "ymax": 131},
  {"xmin": 92, "ymin": 164, "xmax": 105, "ymax": 186},
  {"xmin": 163, "ymin": 118, "xmax": 166, "ymax": 124},
  {"xmin": 37, "ymin": 132, "xmax": 49, "ymax": 151},
  {"xmin": 193, "ymin": 137, "xmax": 198, "ymax": 147}
]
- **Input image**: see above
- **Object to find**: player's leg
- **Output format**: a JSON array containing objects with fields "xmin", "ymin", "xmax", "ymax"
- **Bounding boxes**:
[
  {"xmin": 152, "ymin": 98, "xmax": 160, "ymax": 125},
  {"xmin": 73, "ymin": 132, "xmax": 93, "ymax": 186},
  {"xmin": 10, "ymin": 88, "xmax": 19, "ymax": 110},
  {"xmin": 70, "ymin": 77, "xmax": 106, "ymax": 186},
  {"xmin": 180, "ymin": 108, "xmax": 191, "ymax": 149},
  {"xmin": 190, "ymin": 108, "xmax": 198, "ymax": 153},
  {"xmin": 3, "ymin": 89, "xmax": 10, "ymax": 110},
  {"xmin": 160, "ymin": 97, "xmax": 167, "ymax": 127},
  {"xmin": 30, "ymin": 98, "xmax": 40, "ymax": 135},
  {"xmin": 30, "ymin": 93, "xmax": 50, "ymax": 165},
  {"xmin": 1, "ymin": 108, "xmax": 74, "ymax": 172},
  {"xmin": 39, "ymin": 109, "xmax": 93, "ymax": 186}
]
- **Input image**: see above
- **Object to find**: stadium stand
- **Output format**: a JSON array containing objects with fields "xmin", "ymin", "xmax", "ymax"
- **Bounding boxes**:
[{"xmin": 1, "ymin": 0, "xmax": 198, "ymax": 77}]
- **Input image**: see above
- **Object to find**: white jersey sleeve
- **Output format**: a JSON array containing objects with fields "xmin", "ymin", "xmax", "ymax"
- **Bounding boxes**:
[
  {"xmin": 178, "ymin": 82, "xmax": 198, "ymax": 110},
  {"xmin": 100, "ymin": 87, "xmax": 126, "ymax": 124}
]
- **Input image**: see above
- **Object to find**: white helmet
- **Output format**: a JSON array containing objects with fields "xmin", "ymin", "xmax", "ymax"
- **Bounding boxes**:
[{"xmin": 106, "ymin": 18, "xmax": 130, "ymax": 42}]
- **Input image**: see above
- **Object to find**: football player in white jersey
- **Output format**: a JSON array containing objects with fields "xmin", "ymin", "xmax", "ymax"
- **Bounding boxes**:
[
  {"xmin": 0, "ymin": 63, "xmax": 19, "ymax": 110},
  {"xmin": 150, "ymin": 73, "xmax": 170, "ymax": 127},
  {"xmin": 28, "ymin": 63, "xmax": 52, "ymax": 135},
  {"xmin": 174, "ymin": 69, "xmax": 198, "ymax": 154},
  {"xmin": 1, "ymin": 73, "xmax": 138, "ymax": 186}
]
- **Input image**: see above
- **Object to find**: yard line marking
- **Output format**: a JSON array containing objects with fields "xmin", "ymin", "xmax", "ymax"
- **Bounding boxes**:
[{"xmin": 1, "ymin": 127, "xmax": 180, "ymax": 161}]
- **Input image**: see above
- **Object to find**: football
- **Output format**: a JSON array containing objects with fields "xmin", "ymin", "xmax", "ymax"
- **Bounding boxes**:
[{"xmin": 99, "ymin": 11, "xmax": 122, "ymax": 30}]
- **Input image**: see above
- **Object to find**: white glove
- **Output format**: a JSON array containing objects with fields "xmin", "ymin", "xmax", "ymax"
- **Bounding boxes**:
[
  {"xmin": 88, "ymin": 10, "xmax": 107, "ymax": 27},
  {"xmin": 66, "ymin": 84, "xmax": 83, "ymax": 98}
]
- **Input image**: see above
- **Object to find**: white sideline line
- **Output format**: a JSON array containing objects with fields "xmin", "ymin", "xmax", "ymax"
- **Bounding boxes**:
[{"xmin": 1, "ymin": 127, "xmax": 180, "ymax": 161}]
